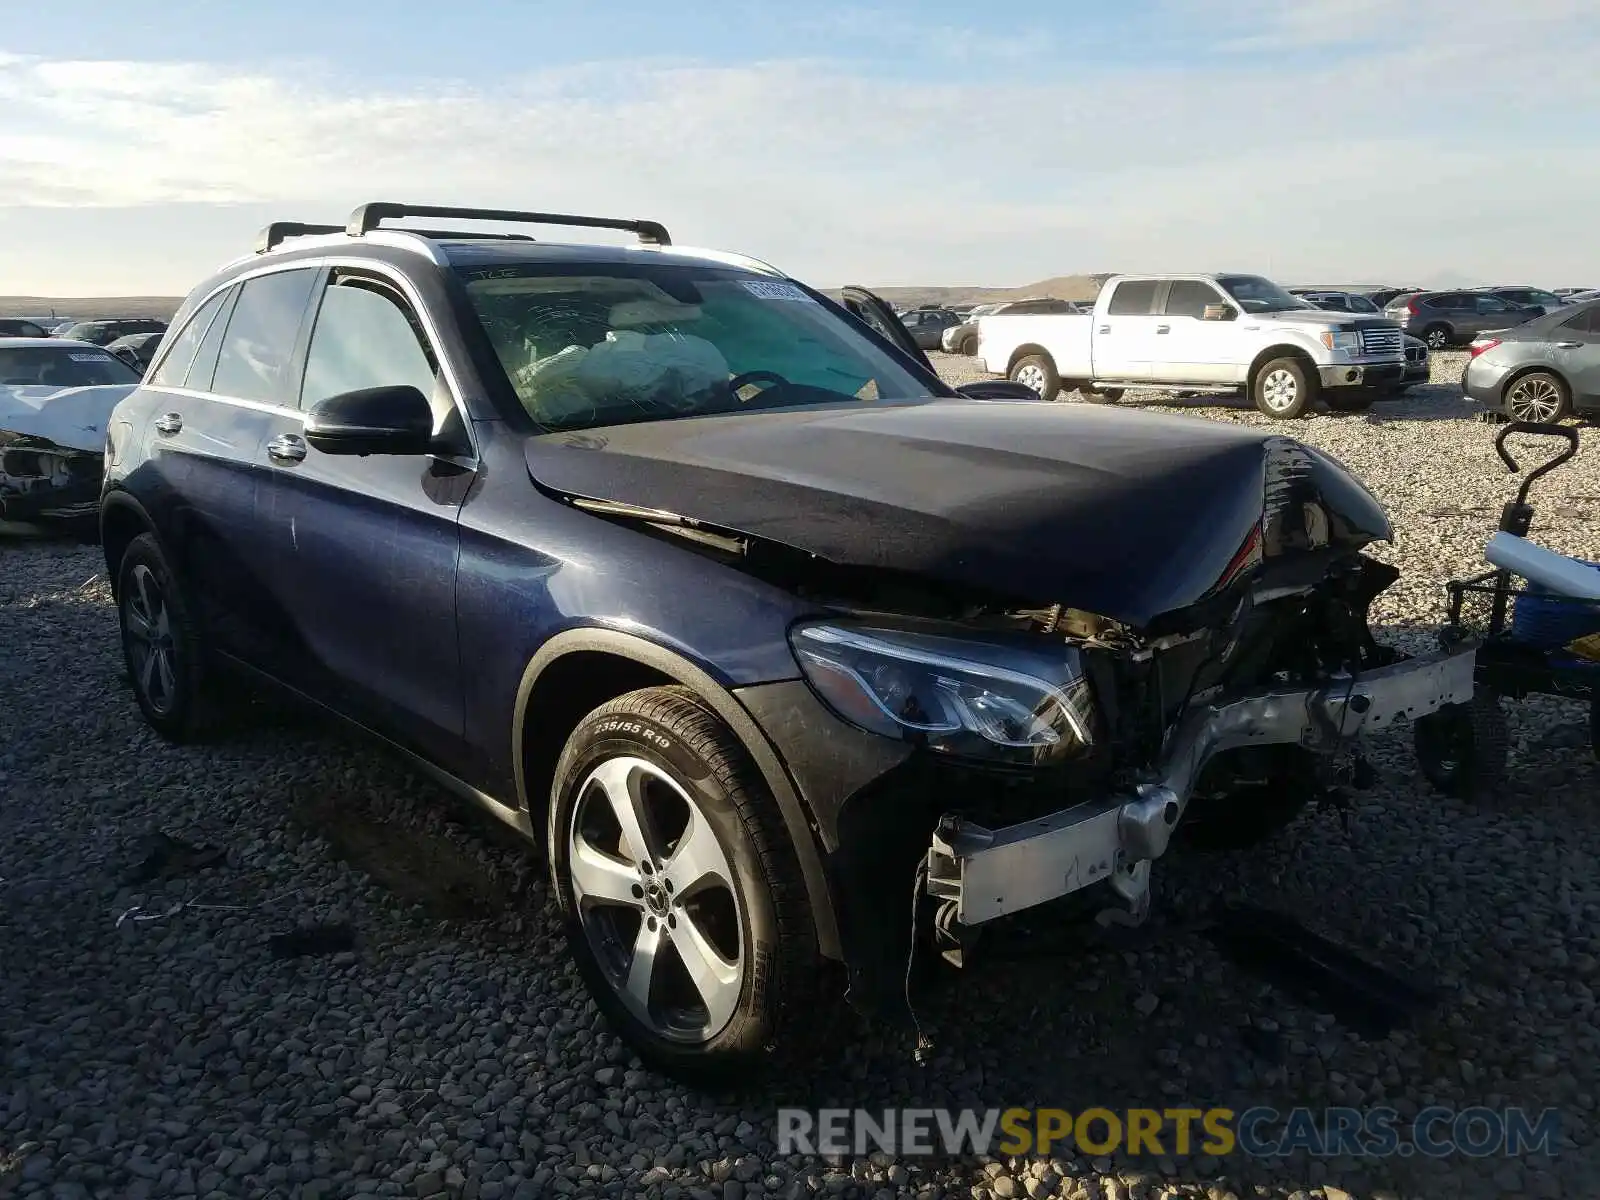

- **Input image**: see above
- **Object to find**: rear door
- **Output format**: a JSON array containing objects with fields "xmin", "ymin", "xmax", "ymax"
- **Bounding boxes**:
[
  {"xmin": 1093, "ymin": 279, "xmax": 1162, "ymax": 380},
  {"xmin": 253, "ymin": 267, "xmax": 474, "ymax": 772},
  {"xmin": 136, "ymin": 268, "xmax": 320, "ymax": 662}
]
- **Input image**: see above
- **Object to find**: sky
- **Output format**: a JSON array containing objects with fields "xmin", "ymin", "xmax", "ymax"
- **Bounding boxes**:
[{"xmin": 2, "ymin": 0, "xmax": 1597, "ymax": 296}]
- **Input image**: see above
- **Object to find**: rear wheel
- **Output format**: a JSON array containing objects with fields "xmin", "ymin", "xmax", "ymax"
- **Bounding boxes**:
[
  {"xmin": 1008, "ymin": 353, "xmax": 1060, "ymax": 402},
  {"xmin": 1413, "ymin": 693, "xmax": 1509, "ymax": 800},
  {"xmin": 548, "ymin": 686, "xmax": 824, "ymax": 1083},
  {"xmin": 1252, "ymin": 357, "xmax": 1316, "ymax": 419},
  {"xmin": 1423, "ymin": 324, "xmax": 1452, "ymax": 351},
  {"xmin": 1503, "ymin": 371, "xmax": 1569, "ymax": 423},
  {"xmin": 958, "ymin": 332, "xmax": 978, "ymax": 355},
  {"xmin": 116, "ymin": 532, "xmax": 222, "ymax": 743}
]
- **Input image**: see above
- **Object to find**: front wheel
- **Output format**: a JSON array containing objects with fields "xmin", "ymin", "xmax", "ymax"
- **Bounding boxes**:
[
  {"xmin": 1413, "ymin": 693, "xmax": 1509, "ymax": 800},
  {"xmin": 1252, "ymin": 357, "xmax": 1316, "ymax": 419},
  {"xmin": 548, "ymin": 686, "xmax": 824, "ymax": 1084},
  {"xmin": 1008, "ymin": 353, "xmax": 1061, "ymax": 402}
]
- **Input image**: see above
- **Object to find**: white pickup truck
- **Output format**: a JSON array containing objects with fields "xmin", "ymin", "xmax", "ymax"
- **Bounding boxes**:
[{"xmin": 974, "ymin": 273, "xmax": 1408, "ymax": 418}]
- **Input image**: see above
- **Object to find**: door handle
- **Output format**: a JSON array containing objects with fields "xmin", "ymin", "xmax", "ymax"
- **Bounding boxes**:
[
  {"xmin": 1555, "ymin": 341, "xmax": 1582, "ymax": 350},
  {"xmin": 1156, "ymin": 324, "xmax": 1171, "ymax": 334},
  {"xmin": 153, "ymin": 412, "xmax": 182, "ymax": 435},
  {"xmin": 266, "ymin": 433, "xmax": 308, "ymax": 464},
  {"xmin": 1099, "ymin": 325, "xmax": 1112, "ymax": 334}
]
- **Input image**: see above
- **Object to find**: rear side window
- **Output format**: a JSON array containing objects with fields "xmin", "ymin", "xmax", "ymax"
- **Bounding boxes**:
[
  {"xmin": 1560, "ymin": 306, "xmax": 1600, "ymax": 335},
  {"xmin": 210, "ymin": 268, "xmax": 318, "ymax": 404},
  {"xmin": 1163, "ymin": 280, "xmax": 1224, "ymax": 318},
  {"xmin": 1107, "ymin": 281, "xmax": 1158, "ymax": 315},
  {"xmin": 149, "ymin": 289, "xmax": 230, "ymax": 388},
  {"xmin": 301, "ymin": 278, "xmax": 440, "ymax": 414}
]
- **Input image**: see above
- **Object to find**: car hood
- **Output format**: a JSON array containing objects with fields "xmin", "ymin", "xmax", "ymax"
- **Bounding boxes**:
[
  {"xmin": 523, "ymin": 400, "xmax": 1390, "ymax": 628},
  {"xmin": 0, "ymin": 384, "xmax": 135, "ymax": 453}
]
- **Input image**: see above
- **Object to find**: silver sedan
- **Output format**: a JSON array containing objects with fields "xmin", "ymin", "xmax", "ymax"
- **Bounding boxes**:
[{"xmin": 1461, "ymin": 300, "xmax": 1600, "ymax": 421}]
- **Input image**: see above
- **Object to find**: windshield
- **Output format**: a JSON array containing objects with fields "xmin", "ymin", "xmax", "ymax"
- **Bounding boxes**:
[
  {"xmin": 0, "ymin": 345, "xmax": 141, "ymax": 387},
  {"xmin": 1216, "ymin": 274, "xmax": 1307, "ymax": 313},
  {"xmin": 456, "ymin": 263, "xmax": 936, "ymax": 431}
]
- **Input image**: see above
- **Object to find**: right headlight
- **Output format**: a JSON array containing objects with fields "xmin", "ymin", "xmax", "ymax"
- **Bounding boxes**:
[{"xmin": 789, "ymin": 621, "xmax": 1097, "ymax": 764}]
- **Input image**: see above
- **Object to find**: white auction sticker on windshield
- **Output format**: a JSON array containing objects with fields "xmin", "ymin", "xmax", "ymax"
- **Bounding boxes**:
[
  {"xmin": 69, "ymin": 353, "xmax": 111, "ymax": 361},
  {"xmin": 741, "ymin": 281, "xmax": 813, "ymax": 302}
]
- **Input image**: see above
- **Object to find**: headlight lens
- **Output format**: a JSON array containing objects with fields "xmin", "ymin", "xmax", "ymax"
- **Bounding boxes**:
[
  {"xmin": 790, "ymin": 622, "xmax": 1096, "ymax": 763},
  {"xmin": 1320, "ymin": 330, "xmax": 1362, "ymax": 353}
]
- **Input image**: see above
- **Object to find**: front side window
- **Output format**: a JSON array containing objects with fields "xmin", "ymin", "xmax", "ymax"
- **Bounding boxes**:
[
  {"xmin": 1106, "ymin": 281, "xmax": 1158, "ymax": 315},
  {"xmin": 211, "ymin": 268, "xmax": 318, "ymax": 404},
  {"xmin": 301, "ymin": 277, "xmax": 439, "ymax": 413},
  {"xmin": 1476, "ymin": 296, "xmax": 1511, "ymax": 314},
  {"xmin": 1214, "ymin": 275, "xmax": 1303, "ymax": 314},
  {"xmin": 1348, "ymin": 295, "xmax": 1380, "ymax": 313},
  {"xmin": 1163, "ymin": 280, "xmax": 1225, "ymax": 319},
  {"xmin": 0, "ymin": 345, "xmax": 140, "ymax": 387},
  {"xmin": 456, "ymin": 264, "xmax": 935, "ymax": 432},
  {"xmin": 150, "ymin": 289, "xmax": 229, "ymax": 388}
]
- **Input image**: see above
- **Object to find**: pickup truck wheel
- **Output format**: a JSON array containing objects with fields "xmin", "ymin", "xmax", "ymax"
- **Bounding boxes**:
[
  {"xmin": 1423, "ymin": 325, "xmax": 1452, "ymax": 350},
  {"xmin": 1008, "ymin": 353, "xmax": 1061, "ymax": 402},
  {"xmin": 958, "ymin": 332, "xmax": 978, "ymax": 355},
  {"xmin": 549, "ymin": 686, "xmax": 823, "ymax": 1084},
  {"xmin": 1085, "ymin": 386, "xmax": 1123, "ymax": 403},
  {"xmin": 1253, "ymin": 357, "xmax": 1316, "ymax": 419}
]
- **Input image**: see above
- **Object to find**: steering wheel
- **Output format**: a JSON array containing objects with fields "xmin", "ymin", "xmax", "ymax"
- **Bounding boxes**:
[{"xmin": 727, "ymin": 370, "xmax": 790, "ymax": 401}]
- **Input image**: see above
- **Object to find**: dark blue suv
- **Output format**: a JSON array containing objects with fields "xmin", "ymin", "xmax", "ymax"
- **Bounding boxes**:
[{"xmin": 101, "ymin": 203, "xmax": 1475, "ymax": 1081}]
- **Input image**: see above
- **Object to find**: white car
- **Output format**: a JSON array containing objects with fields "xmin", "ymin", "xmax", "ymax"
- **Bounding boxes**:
[
  {"xmin": 0, "ymin": 338, "xmax": 141, "ymax": 529},
  {"xmin": 974, "ymin": 273, "xmax": 1408, "ymax": 418}
]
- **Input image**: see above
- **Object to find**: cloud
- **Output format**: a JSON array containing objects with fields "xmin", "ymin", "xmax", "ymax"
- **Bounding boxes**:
[{"xmin": 1, "ymin": 1, "xmax": 1597, "ymax": 293}]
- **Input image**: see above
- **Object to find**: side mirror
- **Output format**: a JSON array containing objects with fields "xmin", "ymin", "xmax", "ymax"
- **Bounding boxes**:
[
  {"xmin": 1201, "ymin": 304, "xmax": 1236, "ymax": 322},
  {"xmin": 955, "ymin": 380, "xmax": 1044, "ymax": 401},
  {"xmin": 304, "ymin": 385, "xmax": 435, "ymax": 456}
]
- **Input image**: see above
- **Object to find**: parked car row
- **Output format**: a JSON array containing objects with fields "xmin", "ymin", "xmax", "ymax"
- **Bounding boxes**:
[{"xmin": 0, "ymin": 201, "xmax": 1489, "ymax": 1083}]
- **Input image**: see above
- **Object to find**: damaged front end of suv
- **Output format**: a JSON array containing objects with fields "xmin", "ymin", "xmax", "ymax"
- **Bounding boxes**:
[{"xmin": 528, "ymin": 400, "xmax": 1477, "ymax": 1024}]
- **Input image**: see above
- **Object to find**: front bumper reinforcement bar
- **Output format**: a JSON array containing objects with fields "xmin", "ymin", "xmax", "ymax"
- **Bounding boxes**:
[{"xmin": 926, "ymin": 648, "xmax": 1477, "ymax": 927}]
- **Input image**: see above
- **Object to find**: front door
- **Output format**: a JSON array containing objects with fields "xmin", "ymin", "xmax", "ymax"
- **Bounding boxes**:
[
  {"xmin": 253, "ymin": 268, "xmax": 473, "ymax": 772},
  {"xmin": 1092, "ymin": 279, "xmax": 1161, "ymax": 380},
  {"xmin": 1154, "ymin": 279, "xmax": 1247, "ymax": 383}
]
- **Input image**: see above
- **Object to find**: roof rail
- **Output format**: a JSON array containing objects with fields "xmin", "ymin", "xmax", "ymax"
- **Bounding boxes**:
[
  {"xmin": 255, "ymin": 222, "xmax": 344, "ymax": 254},
  {"xmin": 345, "ymin": 202, "xmax": 671, "ymax": 246}
]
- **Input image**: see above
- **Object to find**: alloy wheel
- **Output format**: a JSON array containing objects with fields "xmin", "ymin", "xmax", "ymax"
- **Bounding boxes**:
[
  {"xmin": 1425, "ymin": 328, "xmax": 1450, "ymax": 350},
  {"xmin": 567, "ymin": 756, "xmax": 744, "ymax": 1043},
  {"xmin": 1014, "ymin": 363, "xmax": 1048, "ymax": 395},
  {"xmin": 1260, "ymin": 368, "xmax": 1300, "ymax": 413},
  {"xmin": 123, "ymin": 563, "xmax": 178, "ymax": 715},
  {"xmin": 1506, "ymin": 376, "xmax": 1563, "ymax": 423}
]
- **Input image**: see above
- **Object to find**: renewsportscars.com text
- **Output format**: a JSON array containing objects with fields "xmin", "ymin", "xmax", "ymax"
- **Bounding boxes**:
[{"xmin": 777, "ymin": 1106, "xmax": 1561, "ymax": 1159}]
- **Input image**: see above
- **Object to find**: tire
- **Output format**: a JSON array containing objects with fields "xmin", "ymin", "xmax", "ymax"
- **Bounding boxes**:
[
  {"xmin": 1252, "ymin": 356, "xmax": 1317, "ymax": 419},
  {"xmin": 1422, "ymin": 325, "xmax": 1452, "ymax": 351},
  {"xmin": 115, "ymin": 532, "xmax": 221, "ymax": 742},
  {"xmin": 1086, "ymin": 386, "xmax": 1124, "ymax": 403},
  {"xmin": 548, "ymin": 686, "xmax": 824, "ymax": 1084},
  {"xmin": 1008, "ymin": 353, "xmax": 1061, "ymax": 402},
  {"xmin": 1325, "ymin": 391, "xmax": 1377, "ymax": 413},
  {"xmin": 1413, "ymin": 693, "xmax": 1509, "ymax": 800},
  {"xmin": 1503, "ymin": 370, "xmax": 1569, "ymax": 423},
  {"xmin": 959, "ymin": 332, "xmax": 978, "ymax": 356}
]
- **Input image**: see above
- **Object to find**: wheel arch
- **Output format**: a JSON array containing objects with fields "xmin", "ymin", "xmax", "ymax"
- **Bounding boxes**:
[
  {"xmin": 1246, "ymin": 344, "xmax": 1318, "ymax": 392},
  {"xmin": 1005, "ymin": 343, "xmax": 1056, "ymax": 375},
  {"xmin": 1499, "ymin": 363, "xmax": 1572, "ymax": 410},
  {"xmin": 511, "ymin": 628, "xmax": 841, "ymax": 958},
  {"xmin": 100, "ymin": 490, "xmax": 156, "ymax": 601}
]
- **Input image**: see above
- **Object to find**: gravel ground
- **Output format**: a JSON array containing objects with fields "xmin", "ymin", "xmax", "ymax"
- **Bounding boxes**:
[{"xmin": 3, "ymin": 354, "xmax": 1598, "ymax": 1200}]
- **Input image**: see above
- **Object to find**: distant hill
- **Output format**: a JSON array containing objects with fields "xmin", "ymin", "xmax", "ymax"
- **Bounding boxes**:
[{"xmin": 0, "ymin": 296, "xmax": 183, "ymax": 322}]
